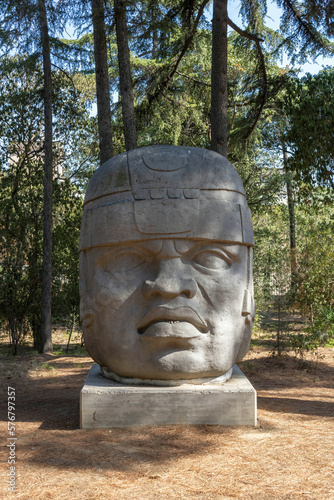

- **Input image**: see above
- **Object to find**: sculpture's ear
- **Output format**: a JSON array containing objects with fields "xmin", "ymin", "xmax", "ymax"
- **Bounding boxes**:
[
  {"xmin": 79, "ymin": 276, "xmax": 98, "ymax": 362},
  {"xmin": 79, "ymin": 292, "xmax": 98, "ymax": 362},
  {"xmin": 241, "ymin": 288, "xmax": 255, "ymax": 324},
  {"xmin": 235, "ymin": 312, "xmax": 253, "ymax": 363},
  {"xmin": 236, "ymin": 245, "xmax": 255, "ymax": 363},
  {"xmin": 80, "ymin": 295, "xmax": 95, "ymax": 329},
  {"xmin": 79, "ymin": 251, "xmax": 88, "ymax": 299},
  {"xmin": 79, "ymin": 251, "xmax": 95, "ymax": 338}
]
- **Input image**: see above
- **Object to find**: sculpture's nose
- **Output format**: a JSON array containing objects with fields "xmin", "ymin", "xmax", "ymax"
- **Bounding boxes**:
[{"xmin": 143, "ymin": 259, "xmax": 197, "ymax": 299}]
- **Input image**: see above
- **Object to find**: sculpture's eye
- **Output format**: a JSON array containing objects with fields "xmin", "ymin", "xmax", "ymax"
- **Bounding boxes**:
[
  {"xmin": 191, "ymin": 250, "xmax": 231, "ymax": 270},
  {"xmin": 101, "ymin": 252, "xmax": 146, "ymax": 273}
]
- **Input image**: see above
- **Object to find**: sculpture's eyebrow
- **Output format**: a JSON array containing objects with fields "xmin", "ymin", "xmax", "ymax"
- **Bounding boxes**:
[
  {"xmin": 174, "ymin": 240, "xmax": 238, "ymax": 255},
  {"xmin": 175, "ymin": 240, "xmax": 243, "ymax": 261},
  {"xmin": 94, "ymin": 242, "xmax": 153, "ymax": 264}
]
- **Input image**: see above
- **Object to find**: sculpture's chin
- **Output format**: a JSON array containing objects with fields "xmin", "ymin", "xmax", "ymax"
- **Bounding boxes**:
[{"xmin": 100, "ymin": 364, "xmax": 233, "ymax": 386}]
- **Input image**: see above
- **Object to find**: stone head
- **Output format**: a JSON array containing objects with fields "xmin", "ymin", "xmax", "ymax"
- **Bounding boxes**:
[{"xmin": 79, "ymin": 146, "xmax": 255, "ymax": 384}]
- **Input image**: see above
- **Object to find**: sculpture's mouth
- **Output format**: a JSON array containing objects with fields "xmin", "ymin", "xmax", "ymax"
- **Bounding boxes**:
[{"xmin": 137, "ymin": 306, "xmax": 208, "ymax": 336}]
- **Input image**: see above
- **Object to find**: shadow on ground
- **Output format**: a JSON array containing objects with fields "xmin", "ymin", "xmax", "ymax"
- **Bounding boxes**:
[{"xmin": 1, "ymin": 349, "xmax": 333, "ymax": 432}]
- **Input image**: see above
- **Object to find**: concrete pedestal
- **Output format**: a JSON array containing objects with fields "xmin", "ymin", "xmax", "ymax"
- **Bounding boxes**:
[{"xmin": 80, "ymin": 364, "xmax": 257, "ymax": 428}]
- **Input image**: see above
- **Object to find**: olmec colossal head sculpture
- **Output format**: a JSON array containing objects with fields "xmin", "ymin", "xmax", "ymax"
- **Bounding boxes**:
[{"xmin": 79, "ymin": 146, "xmax": 255, "ymax": 384}]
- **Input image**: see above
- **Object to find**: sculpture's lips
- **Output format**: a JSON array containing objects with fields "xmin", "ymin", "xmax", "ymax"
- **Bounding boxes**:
[{"xmin": 137, "ymin": 306, "xmax": 208, "ymax": 336}]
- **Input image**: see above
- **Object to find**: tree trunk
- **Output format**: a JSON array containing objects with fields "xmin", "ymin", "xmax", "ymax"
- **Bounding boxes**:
[
  {"xmin": 282, "ymin": 141, "xmax": 297, "ymax": 292},
  {"xmin": 210, "ymin": 0, "xmax": 228, "ymax": 157},
  {"xmin": 38, "ymin": 0, "xmax": 53, "ymax": 353},
  {"xmin": 114, "ymin": 0, "xmax": 137, "ymax": 151},
  {"xmin": 91, "ymin": 0, "xmax": 114, "ymax": 164}
]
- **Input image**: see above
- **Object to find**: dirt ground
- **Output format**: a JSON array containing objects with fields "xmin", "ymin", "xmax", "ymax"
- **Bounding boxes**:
[{"xmin": 0, "ymin": 327, "xmax": 333, "ymax": 500}]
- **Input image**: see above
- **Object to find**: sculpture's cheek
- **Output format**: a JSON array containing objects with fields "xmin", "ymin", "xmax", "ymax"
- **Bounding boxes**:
[
  {"xmin": 192, "ymin": 259, "xmax": 248, "ymax": 315},
  {"xmin": 92, "ymin": 270, "xmax": 143, "ymax": 313}
]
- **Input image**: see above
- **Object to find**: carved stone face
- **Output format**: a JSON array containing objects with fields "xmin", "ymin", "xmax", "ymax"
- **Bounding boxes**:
[
  {"xmin": 79, "ymin": 145, "xmax": 254, "ymax": 383},
  {"xmin": 80, "ymin": 238, "xmax": 252, "ymax": 381}
]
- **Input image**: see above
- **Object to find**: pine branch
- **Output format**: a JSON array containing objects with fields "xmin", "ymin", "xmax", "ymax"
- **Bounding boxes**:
[
  {"xmin": 51, "ymin": 62, "xmax": 76, "ymax": 87},
  {"xmin": 146, "ymin": 0, "xmax": 210, "ymax": 107},
  {"xmin": 228, "ymin": 18, "xmax": 267, "ymax": 140},
  {"xmin": 280, "ymin": 0, "xmax": 334, "ymax": 53},
  {"xmin": 227, "ymin": 18, "xmax": 264, "ymax": 43},
  {"xmin": 175, "ymin": 69, "xmax": 211, "ymax": 87}
]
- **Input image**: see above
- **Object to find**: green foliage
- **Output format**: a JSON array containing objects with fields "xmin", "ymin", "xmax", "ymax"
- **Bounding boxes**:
[
  {"xmin": 0, "ymin": 55, "xmax": 95, "ymax": 352},
  {"xmin": 292, "ymin": 306, "xmax": 334, "ymax": 354},
  {"xmin": 130, "ymin": 25, "xmax": 212, "ymax": 150},
  {"xmin": 52, "ymin": 180, "xmax": 82, "ymax": 322},
  {"xmin": 253, "ymin": 204, "xmax": 291, "ymax": 307},
  {"xmin": 277, "ymin": 0, "xmax": 334, "ymax": 62},
  {"xmin": 284, "ymin": 69, "xmax": 334, "ymax": 189},
  {"xmin": 0, "ymin": 57, "xmax": 45, "ymax": 352},
  {"xmin": 294, "ymin": 203, "xmax": 334, "ymax": 317},
  {"xmin": 253, "ymin": 197, "xmax": 334, "ymax": 356}
]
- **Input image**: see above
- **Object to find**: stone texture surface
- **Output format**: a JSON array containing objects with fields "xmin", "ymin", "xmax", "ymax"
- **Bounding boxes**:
[
  {"xmin": 79, "ymin": 146, "xmax": 255, "ymax": 383},
  {"xmin": 80, "ymin": 364, "xmax": 257, "ymax": 428}
]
